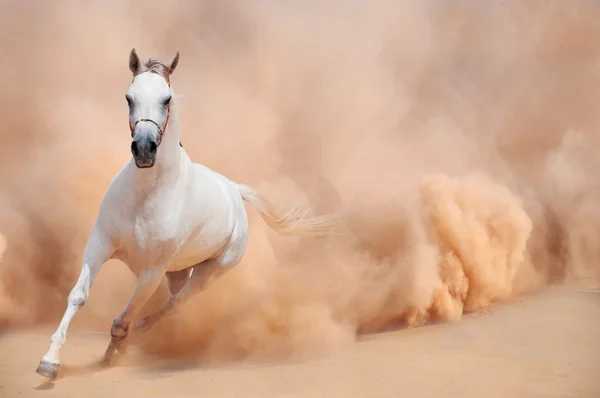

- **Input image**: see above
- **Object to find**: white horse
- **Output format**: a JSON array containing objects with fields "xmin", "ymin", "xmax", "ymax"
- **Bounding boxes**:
[{"xmin": 36, "ymin": 49, "xmax": 342, "ymax": 379}]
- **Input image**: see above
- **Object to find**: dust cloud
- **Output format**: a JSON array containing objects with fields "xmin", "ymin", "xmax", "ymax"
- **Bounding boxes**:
[{"xmin": 0, "ymin": 0, "xmax": 599, "ymax": 363}]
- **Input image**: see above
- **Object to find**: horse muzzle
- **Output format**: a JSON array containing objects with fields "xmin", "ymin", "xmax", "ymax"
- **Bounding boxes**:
[{"xmin": 131, "ymin": 134, "xmax": 158, "ymax": 168}]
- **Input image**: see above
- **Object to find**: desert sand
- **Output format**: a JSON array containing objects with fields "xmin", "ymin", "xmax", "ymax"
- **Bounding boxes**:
[{"xmin": 1, "ymin": 286, "xmax": 598, "ymax": 398}]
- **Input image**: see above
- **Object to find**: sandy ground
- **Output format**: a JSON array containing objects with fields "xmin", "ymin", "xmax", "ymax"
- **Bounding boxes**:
[{"xmin": 0, "ymin": 286, "xmax": 598, "ymax": 398}]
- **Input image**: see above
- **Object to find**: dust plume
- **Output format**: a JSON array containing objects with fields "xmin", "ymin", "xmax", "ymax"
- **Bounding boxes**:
[{"xmin": 0, "ymin": 0, "xmax": 599, "ymax": 364}]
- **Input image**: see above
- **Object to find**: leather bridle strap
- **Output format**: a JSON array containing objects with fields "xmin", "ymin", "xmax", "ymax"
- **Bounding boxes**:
[{"xmin": 129, "ymin": 103, "xmax": 171, "ymax": 146}]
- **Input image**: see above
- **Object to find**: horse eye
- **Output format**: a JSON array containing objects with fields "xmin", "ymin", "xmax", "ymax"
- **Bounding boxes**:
[
  {"xmin": 125, "ymin": 95, "xmax": 132, "ymax": 105},
  {"xmin": 163, "ymin": 96, "xmax": 172, "ymax": 106}
]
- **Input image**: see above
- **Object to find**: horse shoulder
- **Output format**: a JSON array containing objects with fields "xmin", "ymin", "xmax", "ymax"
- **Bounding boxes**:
[{"xmin": 93, "ymin": 165, "xmax": 135, "ymax": 242}]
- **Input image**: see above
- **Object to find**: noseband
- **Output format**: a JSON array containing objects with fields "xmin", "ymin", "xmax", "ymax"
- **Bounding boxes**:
[{"xmin": 129, "ymin": 102, "xmax": 171, "ymax": 147}]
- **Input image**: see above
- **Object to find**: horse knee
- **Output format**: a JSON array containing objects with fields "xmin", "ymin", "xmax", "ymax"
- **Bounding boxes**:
[
  {"xmin": 67, "ymin": 285, "xmax": 88, "ymax": 308},
  {"xmin": 110, "ymin": 319, "xmax": 129, "ymax": 341}
]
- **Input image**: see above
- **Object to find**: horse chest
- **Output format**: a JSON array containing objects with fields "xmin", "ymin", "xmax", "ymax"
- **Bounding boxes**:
[
  {"xmin": 133, "ymin": 214, "xmax": 177, "ymax": 242},
  {"xmin": 120, "ymin": 199, "xmax": 184, "ymax": 253}
]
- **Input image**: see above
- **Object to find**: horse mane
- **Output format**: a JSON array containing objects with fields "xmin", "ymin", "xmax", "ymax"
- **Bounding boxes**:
[{"xmin": 135, "ymin": 58, "xmax": 172, "ymax": 84}]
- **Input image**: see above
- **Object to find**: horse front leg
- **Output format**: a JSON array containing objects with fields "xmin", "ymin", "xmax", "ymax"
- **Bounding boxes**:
[
  {"xmin": 114, "ymin": 274, "xmax": 172, "ymax": 355},
  {"xmin": 134, "ymin": 259, "xmax": 228, "ymax": 334},
  {"xmin": 100, "ymin": 265, "xmax": 168, "ymax": 366},
  {"xmin": 36, "ymin": 229, "xmax": 113, "ymax": 379}
]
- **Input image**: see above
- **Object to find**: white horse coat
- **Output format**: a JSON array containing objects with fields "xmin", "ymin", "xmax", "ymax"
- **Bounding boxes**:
[{"xmin": 36, "ymin": 49, "xmax": 342, "ymax": 379}]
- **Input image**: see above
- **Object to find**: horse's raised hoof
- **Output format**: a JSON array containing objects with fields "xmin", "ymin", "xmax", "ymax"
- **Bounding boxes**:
[{"xmin": 36, "ymin": 360, "xmax": 59, "ymax": 379}]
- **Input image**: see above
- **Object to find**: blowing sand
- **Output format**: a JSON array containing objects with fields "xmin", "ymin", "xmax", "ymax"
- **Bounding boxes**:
[{"xmin": 1, "ymin": 0, "xmax": 600, "ymax": 396}]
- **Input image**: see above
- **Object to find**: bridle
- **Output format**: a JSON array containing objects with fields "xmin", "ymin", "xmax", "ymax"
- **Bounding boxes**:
[
  {"xmin": 129, "ymin": 104, "xmax": 171, "ymax": 146},
  {"xmin": 128, "ymin": 72, "xmax": 172, "ymax": 147}
]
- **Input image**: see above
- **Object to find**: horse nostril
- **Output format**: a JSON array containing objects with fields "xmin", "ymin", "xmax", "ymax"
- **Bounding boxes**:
[
  {"xmin": 131, "ymin": 141, "xmax": 139, "ymax": 157},
  {"xmin": 149, "ymin": 141, "xmax": 157, "ymax": 155}
]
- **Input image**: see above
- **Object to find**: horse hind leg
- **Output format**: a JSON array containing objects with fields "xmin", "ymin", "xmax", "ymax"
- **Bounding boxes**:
[
  {"xmin": 134, "ymin": 259, "xmax": 231, "ymax": 333},
  {"xmin": 135, "ymin": 219, "xmax": 248, "ymax": 333},
  {"xmin": 132, "ymin": 269, "xmax": 190, "ymax": 324}
]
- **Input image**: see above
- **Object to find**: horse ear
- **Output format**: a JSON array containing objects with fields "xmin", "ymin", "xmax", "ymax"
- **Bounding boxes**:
[
  {"xmin": 129, "ymin": 48, "xmax": 140, "ymax": 74},
  {"xmin": 169, "ymin": 51, "xmax": 180, "ymax": 74}
]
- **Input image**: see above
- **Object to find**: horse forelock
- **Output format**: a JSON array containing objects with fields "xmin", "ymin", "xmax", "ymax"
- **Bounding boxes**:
[{"xmin": 134, "ymin": 58, "xmax": 171, "ymax": 85}]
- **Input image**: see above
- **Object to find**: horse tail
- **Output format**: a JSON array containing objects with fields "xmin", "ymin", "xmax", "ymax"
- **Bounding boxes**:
[{"xmin": 236, "ymin": 184, "xmax": 345, "ymax": 236}]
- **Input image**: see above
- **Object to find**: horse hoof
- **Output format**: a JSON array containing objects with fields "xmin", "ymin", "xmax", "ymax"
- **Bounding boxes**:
[{"xmin": 36, "ymin": 360, "xmax": 59, "ymax": 379}]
